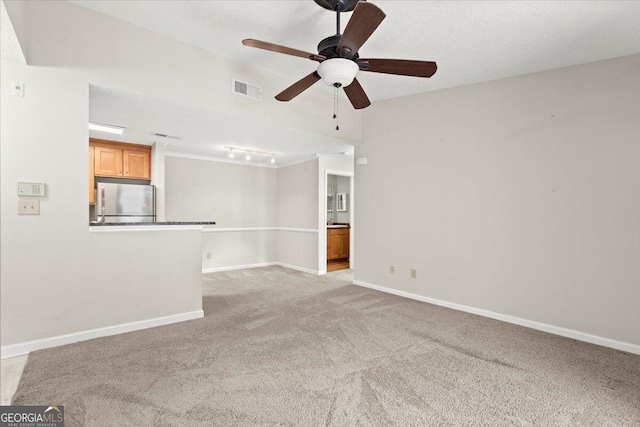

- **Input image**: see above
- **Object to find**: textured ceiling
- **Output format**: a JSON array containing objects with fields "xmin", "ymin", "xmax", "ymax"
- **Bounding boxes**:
[
  {"xmin": 70, "ymin": 1, "xmax": 640, "ymax": 101},
  {"xmin": 0, "ymin": 0, "xmax": 26, "ymax": 64},
  {"xmin": 89, "ymin": 86, "xmax": 354, "ymax": 166}
]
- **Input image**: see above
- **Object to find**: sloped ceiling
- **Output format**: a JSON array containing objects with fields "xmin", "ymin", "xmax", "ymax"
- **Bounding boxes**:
[{"xmin": 70, "ymin": 1, "xmax": 640, "ymax": 101}]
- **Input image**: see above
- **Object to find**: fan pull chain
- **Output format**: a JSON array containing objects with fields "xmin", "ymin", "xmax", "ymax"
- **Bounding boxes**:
[{"xmin": 333, "ymin": 86, "xmax": 340, "ymax": 131}]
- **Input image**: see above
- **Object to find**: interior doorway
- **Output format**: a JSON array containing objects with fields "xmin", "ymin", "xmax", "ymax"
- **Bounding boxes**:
[{"xmin": 325, "ymin": 173, "xmax": 353, "ymax": 272}]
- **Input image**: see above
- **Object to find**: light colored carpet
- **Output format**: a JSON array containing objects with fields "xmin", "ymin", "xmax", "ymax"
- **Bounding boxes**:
[{"xmin": 12, "ymin": 266, "xmax": 640, "ymax": 426}]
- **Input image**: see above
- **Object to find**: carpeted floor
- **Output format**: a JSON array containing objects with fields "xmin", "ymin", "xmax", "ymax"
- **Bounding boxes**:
[{"xmin": 12, "ymin": 266, "xmax": 640, "ymax": 426}]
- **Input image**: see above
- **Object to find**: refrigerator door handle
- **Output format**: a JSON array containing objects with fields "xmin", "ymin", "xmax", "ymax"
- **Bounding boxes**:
[{"xmin": 100, "ymin": 186, "xmax": 106, "ymax": 223}]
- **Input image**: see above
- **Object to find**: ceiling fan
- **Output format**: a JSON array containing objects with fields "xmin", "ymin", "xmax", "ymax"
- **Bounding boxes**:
[{"xmin": 242, "ymin": 0, "xmax": 437, "ymax": 110}]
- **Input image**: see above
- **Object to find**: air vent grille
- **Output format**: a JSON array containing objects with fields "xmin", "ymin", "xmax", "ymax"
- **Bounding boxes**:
[
  {"xmin": 153, "ymin": 133, "xmax": 181, "ymax": 140},
  {"xmin": 232, "ymin": 79, "xmax": 262, "ymax": 101}
]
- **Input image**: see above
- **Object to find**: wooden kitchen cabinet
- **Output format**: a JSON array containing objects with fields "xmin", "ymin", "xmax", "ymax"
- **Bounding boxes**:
[
  {"xmin": 94, "ymin": 145, "xmax": 123, "ymax": 177},
  {"xmin": 90, "ymin": 138, "xmax": 151, "ymax": 179},
  {"xmin": 89, "ymin": 138, "xmax": 152, "ymax": 204},
  {"xmin": 327, "ymin": 228, "xmax": 350, "ymax": 260},
  {"xmin": 123, "ymin": 149, "xmax": 151, "ymax": 179}
]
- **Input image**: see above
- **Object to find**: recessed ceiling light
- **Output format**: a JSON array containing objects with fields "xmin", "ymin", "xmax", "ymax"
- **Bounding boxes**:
[
  {"xmin": 89, "ymin": 122, "xmax": 124, "ymax": 135},
  {"xmin": 270, "ymin": 157, "xmax": 276, "ymax": 164},
  {"xmin": 245, "ymin": 155, "xmax": 251, "ymax": 161}
]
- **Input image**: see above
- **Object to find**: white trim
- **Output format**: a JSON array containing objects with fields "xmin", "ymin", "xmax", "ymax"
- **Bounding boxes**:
[
  {"xmin": 202, "ymin": 262, "xmax": 319, "ymax": 275},
  {"xmin": 202, "ymin": 227, "xmax": 318, "ymax": 234},
  {"xmin": 278, "ymin": 227, "xmax": 319, "ymax": 234},
  {"xmin": 352, "ymin": 280, "xmax": 640, "ymax": 356},
  {"xmin": 90, "ymin": 225, "xmax": 204, "ymax": 232},
  {"xmin": 202, "ymin": 262, "xmax": 276, "ymax": 273},
  {"xmin": 1, "ymin": 310, "xmax": 204, "ymax": 359},
  {"xmin": 276, "ymin": 262, "xmax": 319, "ymax": 275}
]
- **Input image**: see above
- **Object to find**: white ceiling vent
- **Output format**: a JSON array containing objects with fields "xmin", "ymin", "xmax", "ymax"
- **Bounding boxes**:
[
  {"xmin": 152, "ymin": 132, "xmax": 181, "ymax": 140},
  {"xmin": 232, "ymin": 79, "xmax": 262, "ymax": 101}
]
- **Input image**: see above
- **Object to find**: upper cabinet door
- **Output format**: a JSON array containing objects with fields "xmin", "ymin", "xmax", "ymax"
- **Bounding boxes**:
[
  {"xmin": 123, "ymin": 149, "xmax": 151, "ymax": 179},
  {"xmin": 94, "ymin": 146, "xmax": 123, "ymax": 177}
]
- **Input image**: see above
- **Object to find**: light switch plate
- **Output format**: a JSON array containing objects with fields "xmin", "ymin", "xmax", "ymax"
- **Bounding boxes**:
[
  {"xmin": 18, "ymin": 199, "xmax": 40, "ymax": 215},
  {"xmin": 11, "ymin": 82, "xmax": 24, "ymax": 97},
  {"xmin": 17, "ymin": 182, "xmax": 46, "ymax": 196}
]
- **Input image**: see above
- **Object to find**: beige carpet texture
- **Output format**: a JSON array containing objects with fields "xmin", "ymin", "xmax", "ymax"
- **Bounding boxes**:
[{"xmin": 12, "ymin": 266, "xmax": 640, "ymax": 426}]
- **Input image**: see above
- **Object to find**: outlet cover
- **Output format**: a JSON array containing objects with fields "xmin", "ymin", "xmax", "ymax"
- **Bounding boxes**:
[
  {"xmin": 206, "ymin": 252, "xmax": 211, "ymax": 260},
  {"xmin": 411, "ymin": 269, "xmax": 417, "ymax": 279},
  {"xmin": 18, "ymin": 199, "xmax": 39, "ymax": 215},
  {"xmin": 390, "ymin": 266, "xmax": 395, "ymax": 274}
]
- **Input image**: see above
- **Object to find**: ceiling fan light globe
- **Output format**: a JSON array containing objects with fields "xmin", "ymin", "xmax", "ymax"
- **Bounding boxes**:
[{"xmin": 317, "ymin": 58, "xmax": 359, "ymax": 88}]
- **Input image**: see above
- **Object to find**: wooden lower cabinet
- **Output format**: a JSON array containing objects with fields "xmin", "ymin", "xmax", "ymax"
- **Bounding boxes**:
[{"xmin": 327, "ymin": 228, "xmax": 350, "ymax": 260}]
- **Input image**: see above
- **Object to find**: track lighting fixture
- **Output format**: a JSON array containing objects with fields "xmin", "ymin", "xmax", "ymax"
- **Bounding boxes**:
[{"xmin": 225, "ymin": 146, "xmax": 277, "ymax": 164}]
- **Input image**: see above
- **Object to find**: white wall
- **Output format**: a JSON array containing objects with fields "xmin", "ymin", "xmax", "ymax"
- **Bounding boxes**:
[
  {"xmin": 0, "ymin": 0, "xmax": 362, "ymax": 349},
  {"xmin": 277, "ymin": 159, "xmax": 320, "ymax": 272},
  {"xmin": 335, "ymin": 175, "xmax": 351, "ymax": 224},
  {"xmin": 151, "ymin": 142, "xmax": 166, "ymax": 222},
  {"xmin": 327, "ymin": 175, "xmax": 350, "ymax": 224},
  {"xmin": 165, "ymin": 156, "xmax": 278, "ymax": 271},
  {"xmin": 0, "ymin": 60, "xmax": 203, "ymax": 349},
  {"xmin": 355, "ymin": 55, "xmax": 640, "ymax": 349}
]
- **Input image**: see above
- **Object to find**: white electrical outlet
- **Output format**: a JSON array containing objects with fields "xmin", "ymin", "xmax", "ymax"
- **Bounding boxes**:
[
  {"xmin": 411, "ymin": 269, "xmax": 417, "ymax": 279},
  {"xmin": 390, "ymin": 265, "xmax": 395, "ymax": 274},
  {"xmin": 18, "ymin": 199, "xmax": 39, "ymax": 215},
  {"xmin": 297, "ymin": 251, "xmax": 301, "ymax": 258},
  {"xmin": 206, "ymin": 252, "xmax": 211, "ymax": 260}
]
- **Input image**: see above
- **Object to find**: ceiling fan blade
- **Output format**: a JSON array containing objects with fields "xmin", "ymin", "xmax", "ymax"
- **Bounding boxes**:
[
  {"xmin": 242, "ymin": 39, "xmax": 325, "ymax": 62},
  {"xmin": 275, "ymin": 72, "xmax": 321, "ymax": 102},
  {"xmin": 336, "ymin": 2, "xmax": 386, "ymax": 58},
  {"xmin": 358, "ymin": 58, "xmax": 438, "ymax": 78},
  {"xmin": 344, "ymin": 78, "xmax": 371, "ymax": 109}
]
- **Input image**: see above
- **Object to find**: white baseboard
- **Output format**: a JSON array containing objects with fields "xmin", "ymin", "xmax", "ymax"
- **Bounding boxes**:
[
  {"xmin": 202, "ymin": 262, "xmax": 276, "ymax": 273},
  {"xmin": 276, "ymin": 262, "xmax": 319, "ymax": 275},
  {"xmin": 1, "ymin": 310, "xmax": 204, "ymax": 359},
  {"xmin": 203, "ymin": 262, "xmax": 319, "ymax": 275},
  {"xmin": 353, "ymin": 280, "xmax": 640, "ymax": 356}
]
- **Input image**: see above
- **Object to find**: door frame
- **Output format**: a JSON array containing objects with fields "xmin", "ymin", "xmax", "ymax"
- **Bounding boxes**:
[{"xmin": 320, "ymin": 169, "xmax": 354, "ymax": 274}]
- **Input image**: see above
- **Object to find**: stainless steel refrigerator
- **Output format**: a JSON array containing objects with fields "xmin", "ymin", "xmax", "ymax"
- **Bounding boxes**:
[{"xmin": 96, "ymin": 183, "xmax": 156, "ymax": 223}]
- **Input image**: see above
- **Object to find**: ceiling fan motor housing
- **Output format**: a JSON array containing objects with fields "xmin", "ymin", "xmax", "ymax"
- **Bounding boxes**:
[
  {"xmin": 317, "ymin": 58, "xmax": 359, "ymax": 87},
  {"xmin": 318, "ymin": 35, "xmax": 359, "ymax": 60},
  {"xmin": 313, "ymin": 0, "xmax": 361, "ymax": 12}
]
